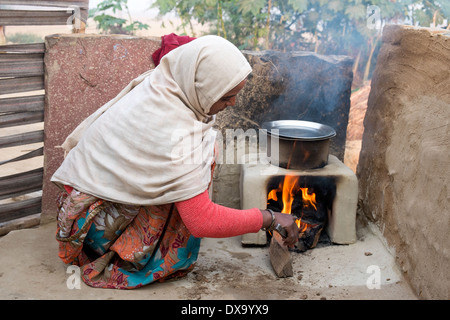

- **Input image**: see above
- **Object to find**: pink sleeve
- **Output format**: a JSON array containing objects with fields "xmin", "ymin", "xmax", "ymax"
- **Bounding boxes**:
[{"xmin": 175, "ymin": 190, "xmax": 263, "ymax": 238}]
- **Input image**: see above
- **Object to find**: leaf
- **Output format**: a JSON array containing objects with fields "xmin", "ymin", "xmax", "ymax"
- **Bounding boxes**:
[
  {"xmin": 88, "ymin": 8, "xmax": 98, "ymax": 18},
  {"xmin": 436, "ymin": 1, "xmax": 450, "ymax": 18},
  {"xmin": 327, "ymin": 0, "xmax": 344, "ymax": 13},
  {"xmin": 413, "ymin": 9, "xmax": 432, "ymax": 26},
  {"xmin": 205, "ymin": 0, "xmax": 217, "ymax": 7},
  {"xmin": 288, "ymin": 0, "xmax": 308, "ymax": 13},
  {"xmin": 345, "ymin": 4, "xmax": 366, "ymax": 21},
  {"xmin": 131, "ymin": 21, "xmax": 150, "ymax": 31},
  {"xmin": 152, "ymin": 0, "xmax": 177, "ymax": 14},
  {"xmin": 97, "ymin": 0, "xmax": 120, "ymax": 13},
  {"xmin": 238, "ymin": 0, "xmax": 266, "ymax": 16}
]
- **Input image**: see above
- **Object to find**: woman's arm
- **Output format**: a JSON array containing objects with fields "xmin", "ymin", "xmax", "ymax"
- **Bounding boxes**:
[
  {"xmin": 176, "ymin": 189, "xmax": 299, "ymax": 246},
  {"xmin": 175, "ymin": 189, "xmax": 265, "ymax": 238}
]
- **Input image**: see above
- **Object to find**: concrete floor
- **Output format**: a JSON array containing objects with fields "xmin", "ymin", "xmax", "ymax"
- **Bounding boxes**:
[{"xmin": 0, "ymin": 220, "xmax": 417, "ymax": 300}]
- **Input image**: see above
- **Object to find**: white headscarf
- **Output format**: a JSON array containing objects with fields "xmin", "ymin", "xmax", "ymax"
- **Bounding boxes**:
[{"xmin": 51, "ymin": 35, "xmax": 252, "ymax": 205}]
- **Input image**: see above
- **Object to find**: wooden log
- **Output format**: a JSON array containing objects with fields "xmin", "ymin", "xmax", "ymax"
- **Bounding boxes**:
[
  {"xmin": 0, "ymin": 111, "xmax": 44, "ymax": 128},
  {"xmin": 0, "ymin": 167, "xmax": 43, "ymax": 201},
  {"xmin": 0, "ymin": 10, "xmax": 73, "ymax": 26},
  {"xmin": 0, "ymin": 26, "xmax": 5, "ymax": 45},
  {"xmin": 0, "ymin": 52, "xmax": 44, "ymax": 61},
  {"xmin": 0, "ymin": 76, "xmax": 44, "ymax": 95},
  {"xmin": 72, "ymin": 17, "xmax": 86, "ymax": 33},
  {"xmin": 0, "ymin": 43, "xmax": 45, "ymax": 54},
  {"xmin": 0, "ymin": 94, "xmax": 44, "ymax": 113},
  {"xmin": 0, "ymin": 1, "xmax": 89, "ymax": 9},
  {"xmin": 0, "ymin": 58, "xmax": 44, "ymax": 77},
  {"xmin": 0, "ymin": 197, "xmax": 41, "ymax": 223},
  {"xmin": 269, "ymin": 232, "xmax": 293, "ymax": 278},
  {"xmin": 0, "ymin": 213, "xmax": 40, "ymax": 236},
  {"xmin": 0, "ymin": 2, "xmax": 89, "ymax": 26},
  {"xmin": 0, "ymin": 130, "xmax": 44, "ymax": 148}
]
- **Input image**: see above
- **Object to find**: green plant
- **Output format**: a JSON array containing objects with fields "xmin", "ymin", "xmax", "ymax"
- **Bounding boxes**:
[
  {"xmin": 89, "ymin": 0, "xmax": 149, "ymax": 35},
  {"xmin": 151, "ymin": 0, "xmax": 449, "ymax": 84}
]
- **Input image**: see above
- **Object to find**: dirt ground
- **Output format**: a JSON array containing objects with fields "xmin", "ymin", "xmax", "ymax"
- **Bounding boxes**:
[{"xmin": 0, "ymin": 219, "xmax": 417, "ymax": 300}]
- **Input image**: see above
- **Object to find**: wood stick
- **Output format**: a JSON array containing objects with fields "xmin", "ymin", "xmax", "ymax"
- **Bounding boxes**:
[
  {"xmin": 269, "ymin": 232, "xmax": 293, "ymax": 278},
  {"xmin": 0, "ymin": 26, "xmax": 5, "ymax": 45}
]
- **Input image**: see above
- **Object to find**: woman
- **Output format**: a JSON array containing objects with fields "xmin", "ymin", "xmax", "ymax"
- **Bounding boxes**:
[{"xmin": 52, "ymin": 35, "xmax": 299, "ymax": 289}]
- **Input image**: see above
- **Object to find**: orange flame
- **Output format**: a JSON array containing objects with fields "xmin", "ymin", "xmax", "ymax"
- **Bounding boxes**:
[
  {"xmin": 267, "ymin": 189, "xmax": 278, "ymax": 202},
  {"xmin": 267, "ymin": 175, "xmax": 318, "ymax": 231},
  {"xmin": 296, "ymin": 219, "xmax": 310, "ymax": 232},
  {"xmin": 281, "ymin": 175, "xmax": 298, "ymax": 213},
  {"xmin": 300, "ymin": 187, "xmax": 317, "ymax": 210}
]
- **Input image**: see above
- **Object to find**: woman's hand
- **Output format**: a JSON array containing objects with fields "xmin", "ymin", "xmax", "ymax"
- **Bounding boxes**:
[
  {"xmin": 261, "ymin": 210, "xmax": 299, "ymax": 247},
  {"xmin": 273, "ymin": 211, "xmax": 299, "ymax": 247}
]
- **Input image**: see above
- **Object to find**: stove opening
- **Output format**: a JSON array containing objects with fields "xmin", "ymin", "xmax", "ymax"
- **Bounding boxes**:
[{"xmin": 266, "ymin": 175, "xmax": 336, "ymax": 252}]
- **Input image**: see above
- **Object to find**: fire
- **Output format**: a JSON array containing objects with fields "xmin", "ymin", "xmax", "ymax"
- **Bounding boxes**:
[
  {"xmin": 267, "ymin": 175, "xmax": 318, "ymax": 232},
  {"xmin": 267, "ymin": 189, "xmax": 278, "ymax": 202},
  {"xmin": 296, "ymin": 219, "xmax": 310, "ymax": 233},
  {"xmin": 300, "ymin": 187, "xmax": 317, "ymax": 210},
  {"xmin": 281, "ymin": 175, "xmax": 298, "ymax": 213}
]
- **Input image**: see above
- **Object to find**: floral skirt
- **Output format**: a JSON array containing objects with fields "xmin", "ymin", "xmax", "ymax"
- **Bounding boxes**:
[{"xmin": 55, "ymin": 188, "xmax": 201, "ymax": 289}]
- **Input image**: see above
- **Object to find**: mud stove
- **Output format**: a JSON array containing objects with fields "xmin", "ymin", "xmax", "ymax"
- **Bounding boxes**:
[{"xmin": 240, "ymin": 154, "xmax": 358, "ymax": 250}]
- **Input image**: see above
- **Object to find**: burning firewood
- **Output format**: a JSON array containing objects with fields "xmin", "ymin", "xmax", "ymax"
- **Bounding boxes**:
[{"xmin": 266, "ymin": 175, "xmax": 332, "ymax": 253}]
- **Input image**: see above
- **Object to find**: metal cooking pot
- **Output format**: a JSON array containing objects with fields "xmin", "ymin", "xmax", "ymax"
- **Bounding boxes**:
[{"xmin": 261, "ymin": 120, "xmax": 336, "ymax": 170}]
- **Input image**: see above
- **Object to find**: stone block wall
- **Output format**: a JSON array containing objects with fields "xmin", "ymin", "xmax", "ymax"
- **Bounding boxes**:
[
  {"xmin": 42, "ymin": 34, "xmax": 160, "ymax": 222},
  {"xmin": 357, "ymin": 25, "xmax": 450, "ymax": 299}
]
